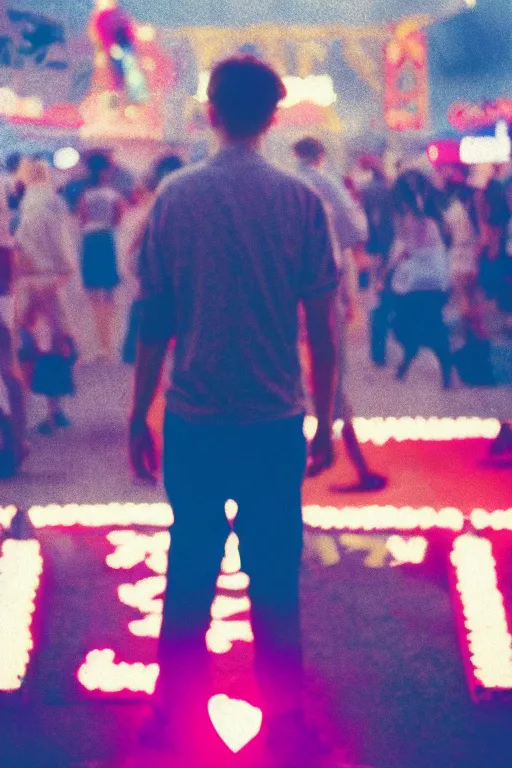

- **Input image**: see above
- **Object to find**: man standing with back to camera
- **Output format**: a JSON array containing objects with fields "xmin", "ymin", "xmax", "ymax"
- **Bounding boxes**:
[{"xmin": 129, "ymin": 56, "xmax": 346, "ymax": 767}]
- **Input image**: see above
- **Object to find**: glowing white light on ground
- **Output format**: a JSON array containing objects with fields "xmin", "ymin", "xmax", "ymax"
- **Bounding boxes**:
[
  {"xmin": 211, "ymin": 595, "xmax": 251, "ymax": 621},
  {"xmin": 302, "ymin": 505, "xmax": 464, "ymax": 533},
  {"xmin": 450, "ymin": 535, "xmax": 512, "ymax": 689},
  {"xmin": 54, "ymin": 147, "xmax": 80, "ymax": 171},
  {"xmin": 206, "ymin": 619, "xmax": 254, "ymax": 654},
  {"xmin": 225, "ymin": 499, "xmax": 238, "ymax": 523},
  {"xmin": 136, "ymin": 24, "xmax": 156, "ymax": 42},
  {"xmin": 386, "ymin": 535, "xmax": 429, "ymax": 566},
  {"xmin": 208, "ymin": 694, "xmax": 263, "ymax": 753},
  {"xmin": 0, "ymin": 506, "xmax": 17, "ymax": 530},
  {"xmin": 29, "ymin": 503, "xmax": 173, "ymax": 529},
  {"xmin": 471, "ymin": 508, "xmax": 512, "ymax": 532},
  {"xmin": 0, "ymin": 540, "xmax": 43, "ymax": 691},
  {"xmin": 106, "ymin": 530, "xmax": 170, "ymax": 572},
  {"xmin": 118, "ymin": 576, "xmax": 165, "ymax": 615},
  {"xmin": 77, "ymin": 649, "xmax": 159, "ymax": 694},
  {"xmin": 305, "ymin": 416, "xmax": 500, "ymax": 445}
]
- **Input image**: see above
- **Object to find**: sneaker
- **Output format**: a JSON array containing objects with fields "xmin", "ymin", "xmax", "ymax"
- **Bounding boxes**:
[
  {"xmin": 53, "ymin": 412, "xmax": 71, "ymax": 429},
  {"xmin": 265, "ymin": 710, "xmax": 351, "ymax": 768},
  {"xmin": 329, "ymin": 473, "xmax": 388, "ymax": 494}
]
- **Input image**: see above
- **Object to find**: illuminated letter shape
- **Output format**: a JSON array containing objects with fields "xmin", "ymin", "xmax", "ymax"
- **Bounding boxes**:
[
  {"xmin": 211, "ymin": 595, "xmax": 251, "ymax": 621},
  {"xmin": 450, "ymin": 535, "xmax": 512, "ymax": 696},
  {"xmin": 340, "ymin": 534, "xmax": 389, "ymax": 568},
  {"xmin": 118, "ymin": 576, "xmax": 166, "ymax": 614},
  {"xmin": 78, "ymin": 649, "xmax": 159, "ymax": 694},
  {"xmin": 386, "ymin": 535, "xmax": 428, "ymax": 566},
  {"xmin": 106, "ymin": 530, "xmax": 170, "ymax": 573},
  {"xmin": 29, "ymin": 502, "xmax": 173, "ymax": 529},
  {"xmin": 206, "ymin": 619, "xmax": 254, "ymax": 655},
  {"xmin": 208, "ymin": 694, "xmax": 263, "ymax": 753},
  {"xmin": 0, "ymin": 506, "xmax": 17, "ymax": 530},
  {"xmin": 0, "ymin": 539, "xmax": 43, "ymax": 691}
]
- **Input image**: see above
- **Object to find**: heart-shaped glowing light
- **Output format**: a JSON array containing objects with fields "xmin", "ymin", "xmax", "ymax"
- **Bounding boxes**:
[{"xmin": 208, "ymin": 694, "xmax": 262, "ymax": 753}]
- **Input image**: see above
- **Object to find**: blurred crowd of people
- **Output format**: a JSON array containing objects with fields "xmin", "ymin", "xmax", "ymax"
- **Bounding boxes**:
[{"xmin": 1, "ymin": 132, "xmax": 512, "ymax": 480}]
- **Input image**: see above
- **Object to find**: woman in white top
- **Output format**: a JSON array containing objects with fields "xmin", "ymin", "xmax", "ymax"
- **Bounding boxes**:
[
  {"xmin": 78, "ymin": 154, "xmax": 124, "ymax": 360},
  {"xmin": 388, "ymin": 170, "xmax": 452, "ymax": 388},
  {"xmin": 15, "ymin": 158, "xmax": 77, "ymax": 433},
  {"xmin": 444, "ymin": 181, "xmax": 484, "ymax": 335}
]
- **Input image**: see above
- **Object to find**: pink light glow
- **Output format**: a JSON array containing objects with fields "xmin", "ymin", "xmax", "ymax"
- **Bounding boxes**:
[
  {"xmin": 77, "ymin": 649, "xmax": 159, "ymax": 694},
  {"xmin": 28, "ymin": 502, "xmax": 173, "ymax": 529},
  {"xmin": 0, "ymin": 540, "xmax": 43, "ymax": 691},
  {"xmin": 450, "ymin": 535, "xmax": 512, "ymax": 690},
  {"xmin": 207, "ymin": 694, "xmax": 263, "ymax": 753}
]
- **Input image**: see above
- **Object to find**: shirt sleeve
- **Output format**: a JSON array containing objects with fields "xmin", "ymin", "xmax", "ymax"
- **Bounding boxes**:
[
  {"xmin": 299, "ymin": 193, "xmax": 339, "ymax": 301},
  {"xmin": 138, "ymin": 195, "xmax": 175, "ymax": 344},
  {"xmin": 325, "ymin": 176, "xmax": 368, "ymax": 250}
]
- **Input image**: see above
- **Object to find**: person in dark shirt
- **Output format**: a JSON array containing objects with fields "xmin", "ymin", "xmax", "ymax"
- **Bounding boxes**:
[{"xmin": 131, "ymin": 56, "xmax": 345, "ymax": 767}]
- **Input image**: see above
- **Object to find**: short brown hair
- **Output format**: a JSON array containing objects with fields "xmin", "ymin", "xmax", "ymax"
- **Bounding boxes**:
[
  {"xmin": 207, "ymin": 55, "xmax": 286, "ymax": 140},
  {"xmin": 293, "ymin": 137, "xmax": 326, "ymax": 164}
]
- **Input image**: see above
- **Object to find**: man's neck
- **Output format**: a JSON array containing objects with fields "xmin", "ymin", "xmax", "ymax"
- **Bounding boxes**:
[{"xmin": 217, "ymin": 134, "xmax": 262, "ymax": 153}]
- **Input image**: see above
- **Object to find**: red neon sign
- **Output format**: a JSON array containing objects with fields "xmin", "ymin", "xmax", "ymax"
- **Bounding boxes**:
[{"xmin": 448, "ymin": 99, "xmax": 512, "ymax": 132}]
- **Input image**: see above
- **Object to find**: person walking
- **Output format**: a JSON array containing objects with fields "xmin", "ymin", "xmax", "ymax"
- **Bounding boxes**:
[
  {"xmin": 0, "ymin": 159, "xmax": 27, "ymax": 474},
  {"xmin": 122, "ymin": 155, "xmax": 184, "ymax": 365},
  {"xmin": 78, "ymin": 153, "xmax": 124, "ymax": 361},
  {"xmin": 292, "ymin": 137, "xmax": 387, "ymax": 491},
  {"xmin": 360, "ymin": 155, "xmax": 395, "ymax": 367},
  {"xmin": 389, "ymin": 170, "xmax": 452, "ymax": 389},
  {"xmin": 129, "ymin": 56, "xmax": 346, "ymax": 768},
  {"xmin": 15, "ymin": 158, "xmax": 77, "ymax": 435}
]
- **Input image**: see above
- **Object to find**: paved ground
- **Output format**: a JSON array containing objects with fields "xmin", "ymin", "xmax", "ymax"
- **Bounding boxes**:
[{"xmin": 1, "ymin": 303, "xmax": 512, "ymax": 768}]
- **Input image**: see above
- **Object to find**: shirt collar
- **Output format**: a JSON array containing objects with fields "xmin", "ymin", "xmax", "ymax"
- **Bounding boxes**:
[{"xmin": 211, "ymin": 143, "xmax": 264, "ymax": 167}]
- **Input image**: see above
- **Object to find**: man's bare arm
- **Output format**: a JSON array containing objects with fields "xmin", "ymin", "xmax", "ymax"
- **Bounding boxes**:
[{"xmin": 130, "ymin": 295, "xmax": 174, "ymax": 425}]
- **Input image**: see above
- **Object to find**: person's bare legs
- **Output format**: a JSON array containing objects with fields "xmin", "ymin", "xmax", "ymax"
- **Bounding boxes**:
[
  {"xmin": 101, "ymin": 290, "xmax": 117, "ymax": 360},
  {"xmin": 87, "ymin": 289, "xmax": 106, "ymax": 360}
]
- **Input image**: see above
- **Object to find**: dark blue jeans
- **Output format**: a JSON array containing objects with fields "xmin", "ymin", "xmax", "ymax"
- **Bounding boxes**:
[{"xmin": 158, "ymin": 412, "xmax": 307, "ymax": 724}]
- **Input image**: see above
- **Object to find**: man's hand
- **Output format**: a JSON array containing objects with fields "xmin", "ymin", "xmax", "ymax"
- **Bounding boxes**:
[
  {"xmin": 129, "ymin": 416, "xmax": 159, "ymax": 484},
  {"xmin": 306, "ymin": 423, "xmax": 334, "ymax": 478}
]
